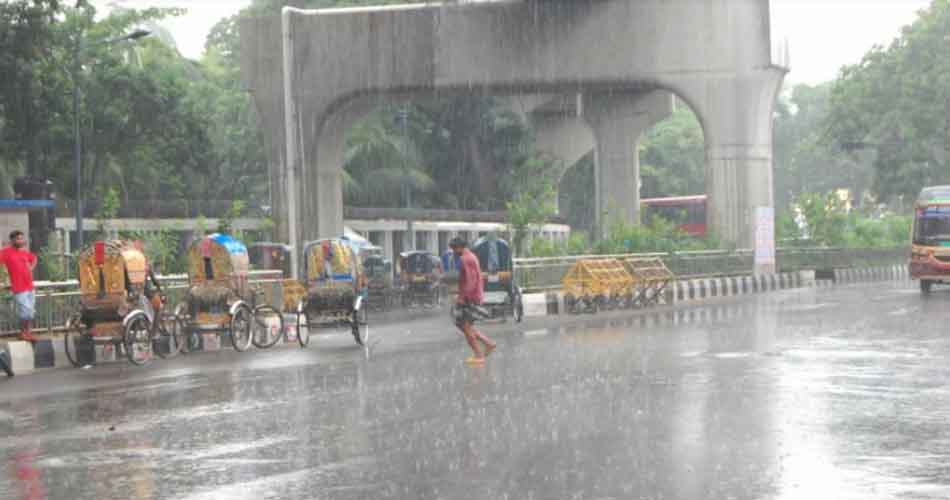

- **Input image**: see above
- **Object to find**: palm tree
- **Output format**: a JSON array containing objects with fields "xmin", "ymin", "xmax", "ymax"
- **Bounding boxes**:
[{"xmin": 344, "ymin": 108, "xmax": 434, "ymax": 208}]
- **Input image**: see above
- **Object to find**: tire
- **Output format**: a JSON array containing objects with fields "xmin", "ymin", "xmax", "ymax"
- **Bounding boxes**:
[
  {"xmin": 251, "ymin": 305, "xmax": 284, "ymax": 349},
  {"xmin": 64, "ymin": 315, "xmax": 84, "ymax": 368},
  {"xmin": 155, "ymin": 313, "xmax": 185, "ymax": 359},
  {"xmin": 921, "ymin": 279, "xmax": 934, "ymax": 294},
  {"xmin": 514, "ymin": 293, "xmax": 524, "ymax": 323},
  {"xmin": 564, "ymin": 293, "xmax": 576, "ymax": 315},
  {"xmin": 296, "ymin": 309, "xmax": 310, "ymax": 348},
  {"xmin": 229, "ymin": 304, "xmax": 253, "ymax": 352},
  {"xmin": 351, "ymin": 310, "xmax": 368, "ymax": 346},
  {"xmin": 123, "ymin": 312, "xmax": 154, "ymax": 366},
  {"xmin": 0, "ymin": 351, "xmax": 12, "ymax": 377},
  {"xmin": 173, "ymin": 304, "xmax": 198, "ymax": 354}
]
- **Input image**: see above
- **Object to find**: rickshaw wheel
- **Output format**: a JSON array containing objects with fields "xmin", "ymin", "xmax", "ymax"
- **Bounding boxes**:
[
  {"xmin": 251, "ymin": 305, "xmax": 284, "ymax": 349},
  {"xmin": 296, "ymin": 311, "xmax": 311, "ymax": 348},
  {"xmin": 351, "ymin": 310, "xmax": 368, "ymax": 346},
  {"xmin": 123, "ymin": 312, "xmax": 153, "ymax": 366},
  {"xmin": 63, "ymin": 315, "xmax": 86, "ymax": 368},
  {"xmin": 229, "ymin": 304, "xmax": 254, "ymax": 352},
  {"xmin": 564, "ymin": 294, "xmax": 576, "ymax": 315},
  {"xmin": 514, "ymin": 294, "xmax": 524, "ymax": 323},
  {"xmin": 921, "ymin": 279, "xmax": 934, "ymax": 294},
  {"xmin": 155, "ymin": 312, "xmax": 185, "ymax": 359}
]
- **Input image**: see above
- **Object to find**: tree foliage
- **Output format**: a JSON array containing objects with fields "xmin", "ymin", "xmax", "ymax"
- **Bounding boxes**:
[
  {"xmin": 506, "ymin": 156, "xmax": 558, "ymax": 256},
  {"xmin": 774, "ymin": 83, "xmax": 870, "ymax": 210},
  {"xmin": 640, "ymin": 103, "xmax": 705, "ymax": 199},
  {"xmin": 782, "ymin": 191, "xmax": 911, "ymax": 248},
  {"xmin": 826, "ymin": 0, "xmax": 950, "ymax": 203}
]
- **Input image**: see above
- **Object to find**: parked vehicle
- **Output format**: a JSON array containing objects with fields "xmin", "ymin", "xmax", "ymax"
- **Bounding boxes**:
[
  {"xmin": 295, "ymin": 239, "xmax": 368, "ymax": 347},
  {"xmin": 470, "ymin": 236, "xmax": 523, "ymax": 322},
  {"xmin": 399, "ymin": 251, "xmax": 443, "ymax": 308},
  {"xmin": 64, "ymin": 240, "xmax": 172, "ymax": 366},
  {"xmin": 175, "ymin": 234, "xmax": 284, "ymax": 352}
]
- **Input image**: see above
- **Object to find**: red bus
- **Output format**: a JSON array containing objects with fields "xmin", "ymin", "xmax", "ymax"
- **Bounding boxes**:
[{"xmin": 641, "ymin": 195, "xmax": 707, "ymax": 237}]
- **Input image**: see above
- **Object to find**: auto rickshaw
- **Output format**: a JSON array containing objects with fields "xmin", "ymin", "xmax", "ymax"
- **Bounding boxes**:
[
  {"xmin": 295, "ymin": 238, "xmax": 368, "ymax": 347},
  {"xmin": 64, "ymin": 240, "xmax": 170, "ymax": 366},
  {"xmin": 470, "ymin": 235, "xmax": 523, "ymax": 322},
  {"xmin": 399, "ymin": 251, "xmax": 443, "ymax": 308},
  {"xmin": 174, "ymin": 234, "xmax": 283, "ymax": 352}
]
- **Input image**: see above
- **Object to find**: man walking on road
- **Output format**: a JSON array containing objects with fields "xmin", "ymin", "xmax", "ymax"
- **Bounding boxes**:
[
  {"xmin": 0, "ymin": 231, "xmax": 38, "ymax": 342},
  {"xmin": 451, "ymin": 237, "xmax": 496, "ymax": 365}
]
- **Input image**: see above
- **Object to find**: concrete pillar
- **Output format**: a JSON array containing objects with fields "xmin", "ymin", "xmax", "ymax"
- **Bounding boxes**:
[
  {"xmin": 427, "ymin": 231, "xmax": 439, "ymax": 253},
  {"xmin": 583, "ymin": 90, "xmax": 673, "ymax": 237},
  {"xmin": 382, "ymin": 230, "xmax": 394, "ymax": 264},
  {"xmin": 679, "ymin": 71, "xmax": 786, "ymax": 252}
]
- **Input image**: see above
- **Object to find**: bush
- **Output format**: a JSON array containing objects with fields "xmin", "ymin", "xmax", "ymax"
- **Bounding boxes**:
[
  {"xmin": 526, "ymin": 233, "xmax": 589, "ymax": 257},
  {"xmin": 784, "ymin": 191, "xmax": 910, "ymax": 248},
  {"xmin": 523, "ymin": 219, "xmax": 716, "ymax": 257},
  {"xmin": 38, "ymin": 244, "xmax": 68, "ymax": 281},
  {"xmin": 125, "ymin": 229, "xmax": 186, "ymax": 275},
  {"xmin": 593, "ymin": 218, "xmax": 717, "ymax": 254}
]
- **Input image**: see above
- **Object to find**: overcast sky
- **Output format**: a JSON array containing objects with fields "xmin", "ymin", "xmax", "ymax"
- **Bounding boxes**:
[{"xmin": 96, "ymin": 0, "xmax": 932, "ymax": 85}]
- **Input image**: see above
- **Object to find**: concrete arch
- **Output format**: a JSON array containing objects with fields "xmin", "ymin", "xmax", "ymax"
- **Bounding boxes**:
[{"xmin": 240, "ymin": 0, "xmax": 787, "ymax": 274}]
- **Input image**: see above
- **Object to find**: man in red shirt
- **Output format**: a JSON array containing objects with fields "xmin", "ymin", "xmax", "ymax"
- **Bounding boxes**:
[
  {"xmin": 0, "ymin": 231, "xmax": 38, "ymax": 342},
  {"xmin": 451, "ymin": 237, "xmax": 496, "ymax": 365}
]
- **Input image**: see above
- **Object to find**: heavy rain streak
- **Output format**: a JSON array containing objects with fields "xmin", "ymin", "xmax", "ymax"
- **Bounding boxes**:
[{"xmin": 0, "ymin": 0, "xmax": 946, "ymax": 499}]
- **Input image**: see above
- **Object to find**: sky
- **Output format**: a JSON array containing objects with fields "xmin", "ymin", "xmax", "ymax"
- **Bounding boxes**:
[{"xmin": 95, "ymin": 0, "xmax": 933, "ymax": 85}]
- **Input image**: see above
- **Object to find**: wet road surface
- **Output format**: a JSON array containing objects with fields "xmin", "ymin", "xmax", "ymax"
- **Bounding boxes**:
[{"xmin": 2, "ymin": 281, "xmax": 950, "ymax": 499}]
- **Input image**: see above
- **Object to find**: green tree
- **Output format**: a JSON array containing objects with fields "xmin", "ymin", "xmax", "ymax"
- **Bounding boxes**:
[
  {"xmin": 217, "ymin": 200, "xmax": 246, "ymax": 235},
  {"xmin": 826, "ymin": 0, "xmax": 950, "ymax": 203},
  {"xmin": 640, "ymin": 103, "xmax": 705, "ymax": 199},
  {"xmin": 774, "ymin": 83, "xmax": 869, "ymax": 210},
  {"xmin": 505, "ymin": 156, "xmax": 558, "ymax": 256},
  {"xmin": 93, "ymin": 187, "xmax": 121, "ymax": 242},
  {"xmin": 558, "ymin": 154, "xmax": 596, "ymax": 233},
  {"xmin": 343, "ymin": 107, "xmax": 434, "ymax": 207},
  {"xmin": 795, "ymin": 192, "xmax": 849, "ymax": 246},
  {"xmin": 0, "ymin": 0, "xmax": 61, "ymax": 191}
]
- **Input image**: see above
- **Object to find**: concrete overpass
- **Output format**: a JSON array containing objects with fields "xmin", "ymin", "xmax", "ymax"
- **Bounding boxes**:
[{"xmin": 240, "ymin": 0, "xmax": 787, "ymax": 275}]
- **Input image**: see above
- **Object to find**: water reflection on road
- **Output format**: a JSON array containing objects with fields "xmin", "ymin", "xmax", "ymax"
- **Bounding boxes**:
[{"xmin": 2, "ymin": 282, "xmax": 950, "ymax": 499}]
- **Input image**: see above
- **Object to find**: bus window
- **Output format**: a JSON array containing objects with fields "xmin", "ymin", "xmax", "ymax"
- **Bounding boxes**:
[{"xmin": 915, "ymin": 206, "xmax": 950, "ymax": 245}]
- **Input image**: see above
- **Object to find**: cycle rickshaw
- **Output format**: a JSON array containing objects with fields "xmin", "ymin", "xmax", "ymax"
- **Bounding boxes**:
[
  {"xmin": 64, "ymin": 240, "xmax": 171, "ymax": 366},
  {"xmin": 363, "ymin": 251, "xmax": 394, "ymax": 311},
  {"xmin": 470, "ymin": 236, "xmax": 523, "ymax": 322},
  {"xmin": 294, "ymin": 238, "xmax": 368, "ymax": 347},
  {"xmin": 399, "ymin": 251, "xmax": 443, "ymax": 308},
  {"xmin": 174, "ymin": 234, "xmax": 283, "ymax": 352}
]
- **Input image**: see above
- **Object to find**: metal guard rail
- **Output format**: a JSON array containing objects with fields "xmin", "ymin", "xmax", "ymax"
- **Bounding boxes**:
[
  {"xmin": 513, "ymin": 246, "xmax": 908, "ymax": 292},
  {"xmin": 0, "ymin": 270, "xmax": 284, "ymax": 338}
]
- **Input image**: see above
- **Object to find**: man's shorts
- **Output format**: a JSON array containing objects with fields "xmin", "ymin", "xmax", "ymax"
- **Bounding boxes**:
[
  {"xmin": 14, "ymin": 291, "xmax": 35, "ymax": 321},
  {"xmin": 454, "ymin": 302, "xmax": 490, "ymax": 326}
]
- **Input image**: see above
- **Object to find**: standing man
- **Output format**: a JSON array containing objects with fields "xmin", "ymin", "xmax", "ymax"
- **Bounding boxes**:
[
  {"xmin": 0, "ymin": 231, "xmax": 38, "ymax": 342},
  {"xmin": 451, "ymin": 237, "xmax": 496, "ymax": 365}
]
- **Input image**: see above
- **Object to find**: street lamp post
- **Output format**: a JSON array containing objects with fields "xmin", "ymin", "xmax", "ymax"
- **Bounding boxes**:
[
  {"xmin": 396, "ymin": 106, "xmax": 413, "ymax": 250},
  {"xmin": 73, "ymin": 29, "xmax": 150, "ymax": 251}
]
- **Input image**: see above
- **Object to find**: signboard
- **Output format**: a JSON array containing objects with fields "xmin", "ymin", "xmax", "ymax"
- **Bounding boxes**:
[{"xmin": 754, "ymin": 206, "xmax": 776, "ymax": 275}]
